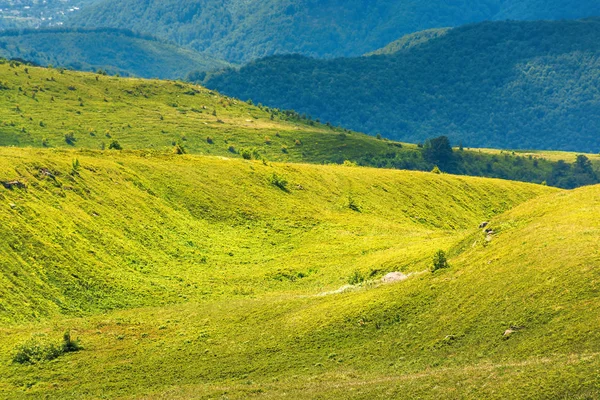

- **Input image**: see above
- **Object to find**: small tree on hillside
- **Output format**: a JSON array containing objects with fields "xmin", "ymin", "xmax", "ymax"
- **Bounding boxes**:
[
  {"xmin": 432, "ymin": 250, "xmax": 449, "ymax": 272},
  {"xmin": 423, "ymin": 136, "xmax": 454, "ymax": 170}
]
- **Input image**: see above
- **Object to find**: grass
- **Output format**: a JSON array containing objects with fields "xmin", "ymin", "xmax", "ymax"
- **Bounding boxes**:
[
  {"xmin": 0, "ymin": 147, "xmax": 549, "ymax": 323},
  {"xmin": 2, "ymin": 146, "xmax": 598, "ymax": 398},
  {"xmin": 0, "ymin": 60, "xmax": 400, "ymax": 164}
]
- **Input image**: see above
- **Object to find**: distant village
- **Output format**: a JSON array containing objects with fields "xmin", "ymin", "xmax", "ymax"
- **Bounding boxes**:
[{"xmin": 0, "ymin": 0, "xmax": 84, "ymax": 29}]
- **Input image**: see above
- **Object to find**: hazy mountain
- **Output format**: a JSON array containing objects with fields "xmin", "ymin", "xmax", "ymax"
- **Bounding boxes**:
[
  {"xmin": 0, "ymin": 28, "xmax": 229, "ymax": 78},
  {"xmin": 68, "ymin": 0, "xmax": 600, "ymax": 62}
]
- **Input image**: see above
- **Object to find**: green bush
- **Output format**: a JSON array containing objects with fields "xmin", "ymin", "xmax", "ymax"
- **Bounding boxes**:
[
  {"xmin": 64, "ymin": 132, "xmax": 76, "ymax": 145},
  {"xmin": 108, "ymin": 140, "xmax": 122, "ymax": 150},
  {"xmin": 348, "ymin": 270, "xmax": 365, "ymax": 285},
  {"xmin": 13, "ymin": 331, "xmax": 82, "ymax": 365},
  {"xmin": 432, "ymin": 250, "xmax": 449, "ymax": 272},
  {"xmin": 173, "ymin": 143, "xmax": 186, "ymax": 154},
  {"xmin": 269, "ymin": 173, "xmax": 288, "ymax": 191}
]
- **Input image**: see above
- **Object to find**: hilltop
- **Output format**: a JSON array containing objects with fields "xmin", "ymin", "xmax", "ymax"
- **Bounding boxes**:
[
  {"xmin": 202, "ymin": 19, "xmax": 600, "ymax": 152},
  {"xmin": 68, "ymin": 0, "xmax": 600, "ymax": 62},
  {"xmin": 0, "ymin": 28, "xmax": 229, "ymax": 79},
  {"xmin": 0, "ymin": 147, "xmax": 598, "ymax": 398}
]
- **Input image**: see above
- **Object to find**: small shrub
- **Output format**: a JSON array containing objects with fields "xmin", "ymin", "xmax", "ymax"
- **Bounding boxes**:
[
  {"xmin": 173, "ymin": 143, "xmax": 186, "ymax": 155},
  {"xmin": 264, "ymin": 136, "xmax": 271, "ymax": 145},
  {"xmin": 13, "ymin": 338, "xmax": 61, "ymax": 365},
  {"xmin": 269, "ymin": 173, "xmax": 288, "ymax": 191},
  {"xmin": 64, "ymin": 132, "xmax": 76, "ymax": 145},
  {"xmin": 61, "ymin": 331, "xmax": 82, "ymax": 353},
  {"xmin": 228, "ymin": 145, "xmax": 236, "ymax": 154},
  {"xmin": 348, "ymin": 270, "xmax": 365, "ymax": 285},
  {"xmin": 108, "ymin": 140, "xmax": 122, "ymax": 150},
  {"xmin": 346, "ymin": 194, "xmax": 361, "ymax": 212},
  {"xmin": 295, "ymin": 139, "xmax": 302, "ymax": 146},
  {"xmin": 432, "ymin": 250, "xmax": 449, "ymax": 272},
  {"xmin": 240, "ymin": 148, "xmax": 253, "ymax": 160},
  {"xmin": 281, "ymin": 145, "xmax": 288, "ymax": 154},
  {"xmin": 206, "ymin": 136, "xmax": 214, "ymax": 144},
  {"xmin": 13, "ymin": 331, "xmax": 81, "ymax": 365},
  {"xmin": 240, "ymin": 147, "xmax": 261, "ymax": 160},
  {"xmin": 431, "ymin": 166, "xmax": 442, "ymax": 174},
  {"xmin": 71, "ymin": 158, "xmax": 80, "ymax": 175}
]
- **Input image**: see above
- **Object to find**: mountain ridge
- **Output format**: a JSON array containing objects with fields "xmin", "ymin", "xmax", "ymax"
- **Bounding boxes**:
[
  {"xmin": 0, "ymin": 28, "xmax": 229, "ymax": 79},
  {"xmin": 202, "ymin": 18, "xmax": 600, "ymax": 152},
  {"xmin": 68, "ymin": 0, "xmax": 600, "ymax": 62}
]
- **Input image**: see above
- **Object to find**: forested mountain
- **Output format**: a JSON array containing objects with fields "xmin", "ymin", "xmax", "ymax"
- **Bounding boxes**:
[
  {"xmin": 68, "ymin": 0, "xmax": 600, "ymax": 62},
  {"xmin": 0, "ymin": 28, "xmax": 228, "ymax": 78},
  {"xmin": 202, "ymin": 19, "xmax": 600, "ymax": 152},
  {"xmin": 365, "ymin": 28, "xmax": 451, "ymax": 56}
]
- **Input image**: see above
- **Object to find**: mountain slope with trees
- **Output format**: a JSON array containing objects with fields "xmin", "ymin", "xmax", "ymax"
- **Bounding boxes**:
[
  {"xmin": 0, "ymin": 28, "xmax": 229, "ymax": 79},
  {"xmin": 68, "ymin": 0, "xmax": 600, "ymax": 62},
  {"xmin": 202, "ymin": 19, "xmax": 600, "ymax": 152}
]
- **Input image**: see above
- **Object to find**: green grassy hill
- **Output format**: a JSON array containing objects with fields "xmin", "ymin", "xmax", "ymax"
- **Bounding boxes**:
[
  {"xmin": 202, "ymin": 19, "xmax": 600, "ymax": 153},
  {"xmin": 0, "ymin": 28, "xmax": 229, "ymax": 79},
  {"xmin": 68, "ymin": 0, "xmax": 600, "ymax": 62},
  {"xmin": 0, "ymin": 60, "xmax": 598, "ymax": 188},
  {"xmin": 0, "ymin": 147, "xmax": 598, "ymax": 398}
]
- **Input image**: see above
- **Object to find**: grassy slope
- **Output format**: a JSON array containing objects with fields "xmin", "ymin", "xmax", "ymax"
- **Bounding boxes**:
[
  {"xmin": 0, "ymin": 60, "xmax": 401, "ymax": 164},
  {"xmin": 0, "ymin": 29, "xmax": 230, "ymax": 79},
  {"xmin": 0, "ymin": 147, "xmax": 551, "ymax": 323},
  {"xmin": 0, "ymin": 147, "xmax": 567, "ymax": 399}
]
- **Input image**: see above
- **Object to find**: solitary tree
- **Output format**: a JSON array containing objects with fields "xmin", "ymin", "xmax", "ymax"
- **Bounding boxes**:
[{"xmin": 423, "ymin": 136, "xmax": 454, "ymax": 170}]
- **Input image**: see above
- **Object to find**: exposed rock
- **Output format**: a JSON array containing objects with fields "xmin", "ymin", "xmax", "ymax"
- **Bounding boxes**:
[
  {"xmin": 381, "ymin": 272, "xmax": 408, "ymax": 283},
  {"xmin": 40, "ymin": 168, "xmax": 56, "ymax": 179},
  {"xmin": 503, "ymin": 329, "xmax": 515, "ymax": 338},
  {"xmin": 1, "ymin": 180, "xmax": 26, "ymax": 189}
]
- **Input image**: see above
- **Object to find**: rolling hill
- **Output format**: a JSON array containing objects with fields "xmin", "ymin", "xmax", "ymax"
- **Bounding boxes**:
[
  {"xmin": 0, "ymin": 146, "xmax": 599, "ymax": 398},
  {"xmin": 0, "ymin": 60, "xmax": 598, "ymax": 188},
  {"xmin": 0, "ymin": 28, "xmax": 229, "ymax": 79},
  {"xmin": 202, "ymin": 19, "xmax": 600, "ymax": 153},
  {"xmin": 0, "ymin": 44, "xmax": 599, "ymax": 400},
  {"xmin": 68, "ymin": 0, "xmax": 600, "ymax": 63}
]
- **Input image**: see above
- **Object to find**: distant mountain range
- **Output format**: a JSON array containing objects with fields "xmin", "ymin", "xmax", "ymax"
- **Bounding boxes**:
[
  {"xmin": 0, "ymin": 28, "xmax": 229, "ymax": 78},
  {"xmin": 68, "ymin": 0, "xmax": 600, "ymax": 62},
  {"xmin": 201, "ymin": 19, "xmax": 600, "ymax": 152}
]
